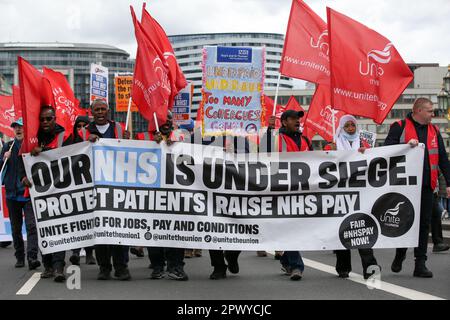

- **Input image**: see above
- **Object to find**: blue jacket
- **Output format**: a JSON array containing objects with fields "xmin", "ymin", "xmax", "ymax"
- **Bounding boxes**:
[{"xmin": 0, "ymin": 139, "xmax": 27, "ymax": 200}]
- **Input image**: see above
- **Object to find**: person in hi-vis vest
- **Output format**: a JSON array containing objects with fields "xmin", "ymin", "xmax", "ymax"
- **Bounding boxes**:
[
  {"xmin": 81, "ymin": 99, "xmax": 132, "ymax": 281},
  {"xmin": 261, "ymin": 110, "xmax": 311, "ymax": 281},
  {"xmin": 384, "ymin": 97, "xmax": 450, "ymax": 278}
]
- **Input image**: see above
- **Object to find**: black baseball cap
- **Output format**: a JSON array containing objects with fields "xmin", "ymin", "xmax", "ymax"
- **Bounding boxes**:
[{"xmin": 280, "ymin": 110, "xmax": 304, "ymax": 121}]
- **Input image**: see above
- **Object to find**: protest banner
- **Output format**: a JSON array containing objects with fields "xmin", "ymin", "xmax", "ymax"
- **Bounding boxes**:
[
  {"xmin": 202, "ymin": 46, "xmax": 264, "ymax": 136},
  {"xmin": 114, "ymin": 74, "xmax": 138, "ymax": 112},
  {"xmin": 173, "ymin": 82, "xmax": 193, "ymax": 126},
  {"xmin": 360, "ymin": 130, "xmax": 377, "ymax": 148},
  {"xmin": 90, "ymin": 63, "xmax": 108, "ymax": 104},
  {"xmin": 24, "ymin": 139, "xmax": 423, "ymax": 254}
]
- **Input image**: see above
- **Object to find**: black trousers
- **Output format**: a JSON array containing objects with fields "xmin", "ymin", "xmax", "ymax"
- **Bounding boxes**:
[
  {"xmin": 148, "ymin": 247, "xmax": 184, "ymax": 270},
  {"xmin": 7, "ymin": 200, "xmax": 38, "ymax": 261},
  {"xmin": 335, "ymin": 249, "xmax": 377, "ymax": 273},
  {"xmin": 431, "ymin": 193, "xmax": 444, "ymax": 245},
  {"xmin": 42, "ymin": 251, "xmax": 65, "ymax": 270},
  {"xmin": 209, "ymin": 250, "xmax": 241, "ymax": 269},
  {"xmin": 395, "ymin": 188, "xmax": 433, "ymax": 262},
  {"xmin": 95, "ymin": 245, "xmax": 128, "ymax": 272}
]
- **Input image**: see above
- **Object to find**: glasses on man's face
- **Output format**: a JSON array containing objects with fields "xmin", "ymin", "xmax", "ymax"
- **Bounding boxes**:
[{"xmin": 39, "ymin": 116, "xmax": 54, "ymax": 122}]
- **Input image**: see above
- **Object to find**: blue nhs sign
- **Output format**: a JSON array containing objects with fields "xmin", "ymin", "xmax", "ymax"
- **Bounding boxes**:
[{"xmin": 93, "ymin": 146, "xmax": 161, "ymax": 188}]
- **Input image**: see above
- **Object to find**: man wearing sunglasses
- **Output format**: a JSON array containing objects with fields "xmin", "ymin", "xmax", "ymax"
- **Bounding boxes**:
[{"xmin": 19, "ymin": 105, "xmax": 73, "ymax": 283}]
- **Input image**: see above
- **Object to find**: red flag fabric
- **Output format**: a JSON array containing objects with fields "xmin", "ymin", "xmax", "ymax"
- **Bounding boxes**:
[
  {"xmin": 0, "ymin": 95, "xmax": 15, "ymax": 137},
  {"xmin": 43, "ymin": 67, "xmax": 81, "ymax": 135},
  {"xmin": 327, "ymin": 7, "xmax": 413, "ymax": 124},
  {"xmin": 12, "ymin": 86, "xmax": 23, "ymax": 120},
  {"xmin": 304, "ymin": 84, "xmax": 345, "ymax": 142},
  {"xmin": 141, "ymin": 3, "xmax": 187, "ymax": 99},
  {"xmin": 18, "ymin": 57, "xmax": 53, "ymax": 153},
  {"xmin": 280, "ymin": 0, "xmax": 330, "ymax": 84},
  {"xmin": 262, "ymin": 95, "xmax": 303, "ymax": 129},
  {"xmin": 130, "ymin": 6, "xmax": 171, "ymax": 132}
]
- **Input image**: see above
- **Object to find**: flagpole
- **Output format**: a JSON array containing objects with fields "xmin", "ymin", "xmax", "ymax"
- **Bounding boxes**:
[
  {"xmin": 272, "ymin": 72, "xmax": 281, "ymax": 116},
  {"xmin": 0, "ymin": 140, "xmax": 15, "ymax": 178},
  {"xmin": 153, "ymin": 113, "xmax": 160, "ymax": 132},
  {"xmin": 125, "ymin": 97, "xmax": 132, "ymax": 131}
]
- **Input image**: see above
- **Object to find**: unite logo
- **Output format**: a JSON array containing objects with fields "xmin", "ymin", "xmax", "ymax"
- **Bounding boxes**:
[
  {"xmin": 359, "ymin": 43, "xmax": 393, "ymax": 77},
  {"xmin": 319, "ymin": 105, "xmax": 338, "ymax": 127},
  {"xmin": 152, "ymin": 56, "xmax": 171, "ymax": 94},
  {"xmin": 310, "ymin": 30, "xmax": 329, "ymax": 57},
  {"xmin": 380, "ymin": 201, "xmax": 404, "ymax": 227},
  {"xmin": 3, "ymin": 105, "xmax": 15, "ymax": 122}
]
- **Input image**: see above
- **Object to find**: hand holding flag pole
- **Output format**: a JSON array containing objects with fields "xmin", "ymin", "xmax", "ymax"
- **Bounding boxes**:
[{"xmin": 0, "ymin": 140, "xmax": 15, "ymax": 178}]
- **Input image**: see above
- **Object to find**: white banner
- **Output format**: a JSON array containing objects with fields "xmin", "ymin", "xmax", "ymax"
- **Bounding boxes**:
[{"xmin": 24, "ymin": 140, "xmax": 424, "ymax": 254}]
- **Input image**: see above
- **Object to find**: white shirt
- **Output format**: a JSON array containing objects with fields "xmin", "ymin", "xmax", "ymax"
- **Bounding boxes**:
[{"xmin": 95, "ymin": 123, "xmax": 110, "ymax": 135}]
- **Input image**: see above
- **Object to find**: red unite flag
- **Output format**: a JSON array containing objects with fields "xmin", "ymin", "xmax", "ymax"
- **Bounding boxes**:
[
  {"xmin": 280, "ymin": 0, "xmax": 330, "ymax": 84},
  {"xmin": 130, "ymin": 6, "xmax": 171, "ymax": 131},
  {"xmin": 304, "ymin": 84, "xmax": 345, "ymax": 142},
  {"xmin": 43, "ymin": 67, "xmax": 81, "ymax": 135},
  {"xmin": 0, "ymin": 95, "xmax": 15, "ymax": 137},
  {"xmin": 263, "ymin": 95, "xmax": 304, "ymax": 129},
  {"xmin": 141, "ymin": 3, "xmax": 187, "ymax": 100},
  {"xmin": 12, "ymin": 86, "xmax": 23, "ymax": 120},
  {"xmin": 17, "ymin": 57, "xmax": 53, "ymax": 153},
  {"xmin": 327, "ymin": 7, "xmax": 413, "ymax": 124}
]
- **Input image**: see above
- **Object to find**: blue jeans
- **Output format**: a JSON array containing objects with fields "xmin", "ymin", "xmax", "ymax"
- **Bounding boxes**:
[{"xmin": 280, "ymin": 251, "xmax": 304, "ymax": 271}]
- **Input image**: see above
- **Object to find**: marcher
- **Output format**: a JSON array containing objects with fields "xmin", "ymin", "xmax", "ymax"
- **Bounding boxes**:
[
  {"xmin": 384, "ymin": 98, "xmax": 450, "ymax": 278},
  {"xmin": 0, "ymin": 118, "xmax": 40, "ymax": 270},
  {"xmin": 262, "ymin": 110, "xmax": 311, "ymax": 281},
  {"xmin": 70, "ymin": 115, "xmax": 96, "ymax": 265},
  {"xmin": 20, "ymin": 106, "xmax": 73, "ymax": 282},
  {"xmin": 81, "ymin": 99, "xmax": 131, "ymax": 280},
  {"xmin": 328, "ymin": 115, "xmax": 379, "ymax": 279},
  {"xmin": 136, "ymin": 112, "xmax": 189, "ymax": 281}
]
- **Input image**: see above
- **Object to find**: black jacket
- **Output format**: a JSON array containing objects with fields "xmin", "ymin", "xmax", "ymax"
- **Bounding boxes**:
[
  {"xmin": 0, "ymin": 139, "xmax": 26, "ymax": 199},
  {"xmin": 18, "ymin": 124, "xmax": 73, "ymax": 182},
  {"xmin": 384, "ymin": 112, "xmax": 450, "ymax": 188}
]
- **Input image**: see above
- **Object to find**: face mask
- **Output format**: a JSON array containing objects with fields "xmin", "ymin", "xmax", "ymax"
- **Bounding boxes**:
[{"xmin": 342, "ymin": 131, "xmax": 358, "ymax": 142}]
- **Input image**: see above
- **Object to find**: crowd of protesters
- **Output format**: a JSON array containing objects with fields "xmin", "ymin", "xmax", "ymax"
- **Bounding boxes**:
[{"xmin": 1, "ymin": 97, "xmax": 449, "ymax": 284}]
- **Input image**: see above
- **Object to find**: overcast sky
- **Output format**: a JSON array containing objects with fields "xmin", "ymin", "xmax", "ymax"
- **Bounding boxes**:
[{"xmin": 0, "ymin": 0, "xmax": 449, "ymax": 66}]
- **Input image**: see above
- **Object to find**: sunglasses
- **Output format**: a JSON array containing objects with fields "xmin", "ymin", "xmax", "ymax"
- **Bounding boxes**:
[{"xmin": 39, "ymin": 116, "xmax": 55, "ymax": 122}]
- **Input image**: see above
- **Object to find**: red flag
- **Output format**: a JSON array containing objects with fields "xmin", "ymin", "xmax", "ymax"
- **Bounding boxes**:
[
  {"xmin": 12, "ymin": 86, "xmax": 23, "ymax": 119},
  {"xmin": 0, "ymin": 95, "xmax": 15, "ymax": 137},
  {"xmin": 262, "ymin": 95, "xmax": 303, "ymax": 129},
  {"xmin": 327, "ymin": 7, "xmax": 413, "ymax": 124},
  {"xmin": 141, "ymin": 3, "xmax": 187, "ymax": 98},
  {"xmin": 43, "ymin": 67, "xmax": 81, "ymax": 135},
  {"xmin": 130, "ymin": 6, "xmax": 171, "ymax": 131},
  {"xmin": 280, "ymin": 0, "xmax": 330, "ymax": 84},
  {"xmin": 18, "ymin": 57, "xmax": 54, "ymax": 153},
  {"xmin": 304, "ymin": 84, "xmax": 345, "ymax": 142}
]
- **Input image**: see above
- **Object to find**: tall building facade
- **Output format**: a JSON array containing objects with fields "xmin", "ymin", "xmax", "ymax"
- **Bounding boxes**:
[
  {"xmin": 169, "ymin": 33, "xmax": 293, "ymax": 117},
  {"xmin": 0, "ymin": 42, "xmax": 140, "ymax": 128}
]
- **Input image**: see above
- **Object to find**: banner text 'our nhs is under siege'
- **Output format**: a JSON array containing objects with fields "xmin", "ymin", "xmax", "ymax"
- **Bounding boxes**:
[{"xmin": 26, "ymin": 141, "xmax": 421, "ymax": 223}]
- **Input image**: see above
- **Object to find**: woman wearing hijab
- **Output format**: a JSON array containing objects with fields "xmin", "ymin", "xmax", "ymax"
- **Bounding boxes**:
[{"xmin": 330, "ymin": 115, "xmax": 379, "ymax": 279}]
